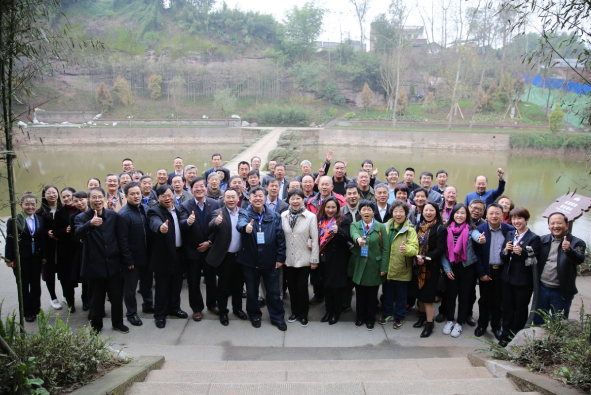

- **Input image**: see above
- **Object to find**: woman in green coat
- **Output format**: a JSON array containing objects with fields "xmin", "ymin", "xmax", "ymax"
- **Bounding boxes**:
[
  {"xmin": 379, "ymin": 200, "xmax": 419, "ymax": 329},
  {"xmin": 350, "ymin": 200, "xmax": 390, "ymax": 331}
]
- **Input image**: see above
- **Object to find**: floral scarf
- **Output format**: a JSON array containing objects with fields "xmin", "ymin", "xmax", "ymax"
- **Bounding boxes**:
[
  {"xmin": 415, "ymin": 218, "xmax": 437, "ymax": 289},
  {"xmin": 318, "ymin": 217, "xmax": 335, "ymax": 254}
]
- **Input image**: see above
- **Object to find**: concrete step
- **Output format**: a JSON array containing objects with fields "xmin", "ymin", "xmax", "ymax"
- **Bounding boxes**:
[
  {"xmin": 161, "ymin": 357, "xmax": 473, "ymax": 371},
  {"xmin": 146, "ymin": 366, "xmax": 492, "ymax": 383},
  {"xmin": 127, "ymin": 380, "xmax": 537, "ymax": 394}
]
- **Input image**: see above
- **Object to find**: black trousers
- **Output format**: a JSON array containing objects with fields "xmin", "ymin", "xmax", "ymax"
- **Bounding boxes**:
[
  {"xmin": 324, "ymin": 287, "xmax": 344, "ymax": 316},
  {"xmin": 187, "ymin": 257, "xmax": 217, "ymax": 313},
  {"xmin": 445, "ymin": 263, "xmax": 476, "ymax": 325},
  {"xmin": 61, "ymin": 279, "xmax": 76, "ymax": 306},
  {"xmin": 477, "ymin": 266, "xmax": 503, "ymax": 330},
  {"xmin": 356, "ymin": 284, "xmax": 379, "ymax": 324},
  {"xmin": 284, "ymin": 266, "xmax": 311, "ymax": 318},
  {"xmin": 209, "ymin": 252, "xmax": 243, "ymax": 315},
  {"xmin": 154, "ymin": 249, "xmax": 184, "ymax": 320},
  {"xmin": 310, "ymin": 267, "xmax": 324, "ymax": 298},
  {"xmin": 468, "ymin": 274, "xmax": 478, "ymax": 317},
  {"xmin": 123, "ymin": 264, "xmax": 153, "ymax": 316},
  {"xmin": 81, "ymin": 279, "xmax": 89, "ymax": 305},
  {"xmin": 501, "ymin": 281, "xmax": 533, "ymax": 341},
  {"xmin": 42, "ymin": 261, "xmax": 58, "ymax": 300},
  {"xmin": 342, "ymin": 277, "xmax": 356, "ymax": 310},
  {"xmin": 88, "ymin": 272, "xmax": 124, "ymax": 330},
  {"xmin": 13, "ymin": 259, "xmax": 42, "ymax": 317}
]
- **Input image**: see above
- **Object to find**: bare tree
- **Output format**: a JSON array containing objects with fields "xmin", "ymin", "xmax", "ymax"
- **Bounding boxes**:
[{"xmin": 349, "ymin": 0, "xmax": 371, "ymax": 51}]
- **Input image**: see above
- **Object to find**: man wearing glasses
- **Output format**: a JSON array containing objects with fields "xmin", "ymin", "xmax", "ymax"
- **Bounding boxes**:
[{"xmin": 75, "ymin": 187, "xmax": 128, "ymax": 334}]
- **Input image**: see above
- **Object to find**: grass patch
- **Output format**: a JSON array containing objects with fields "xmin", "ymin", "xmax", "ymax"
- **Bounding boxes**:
[
  {"xmin": 326, "ymin": 125, "xmax": 546, "ymax": 134},
  {"xmin": 510, "ymin": 133, "xmax": 591, "ymax": 150}
]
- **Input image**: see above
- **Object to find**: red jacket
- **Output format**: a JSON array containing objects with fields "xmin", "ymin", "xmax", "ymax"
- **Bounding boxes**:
[{"xmin": 306, "ymin": 192, "xmax": 346, "ymax": 214}]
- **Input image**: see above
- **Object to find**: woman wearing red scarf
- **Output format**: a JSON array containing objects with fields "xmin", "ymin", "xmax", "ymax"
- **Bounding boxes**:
[
  {"xmin": 441, "ymin": 203, "xmax": 479, "ymax": 338},
  {"xmin": 316, "ymin": 197, "xmax": 352, "ymax": 325}
]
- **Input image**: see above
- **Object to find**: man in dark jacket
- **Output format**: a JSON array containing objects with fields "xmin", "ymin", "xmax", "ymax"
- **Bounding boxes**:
[
  {"xmin": 473, "ymin": 203, "xmax": 514, "ymax": 339},
  {"xmin": 117, "ymin": 182, "xmax": 153, "ymax": 327},
  {"xmin": 75, "ymin": 187, "xmax": 128, "ymax": 334},
  {"xmin": 374, "ymin": 183, "xmax": 392, "ymax": 223},
  {"xmin": 534, "ymin": 212, "xmax": 586, "ymax": 324},
  {"xmin": 179, "ymin": 177, "xmax": 220, "ymax": 321},
  {"xmin": 207, "ymin": 189, "xmax": 248, "ymax": 325},
  {"xmin": 147, "ymin": 185, "xmax": 188, "ymax": 328},
  {"xmin": 237, "ymin": 187, "xmax": 287, "ymax": 330},
  {"xmin": 70, "ymin": 191, "xmax": 89, "ymax": 311}
]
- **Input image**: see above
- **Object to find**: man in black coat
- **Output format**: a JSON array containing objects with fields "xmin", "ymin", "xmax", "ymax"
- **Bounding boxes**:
[
  {"xmin": 70, "ymin": 191, "xmax": 90, "ymax": 311},
  {"xmin": 374, "ymin": 183, "xmax": 392, "ymax": 223},
  {"xmin": 117, "ymin": 182, "xmax": 154, "ymax": 327},
  {"xmin": 179, "ymin": 177, "xmax": 220, "ymax": 322},
  {"xmin": 147, "ymin": 185, "xmax": 188, "ymax": 328},
  {"xmin": 75, "ymin": 187, "xmax": 128, "ymax": 334},
  {"xmin": 206, "ymin": 189, "xmax": 247, "ymax": 325},
  {"xmin": 534, "ymin": 212, "xmax": 586, "ymax": 324}
]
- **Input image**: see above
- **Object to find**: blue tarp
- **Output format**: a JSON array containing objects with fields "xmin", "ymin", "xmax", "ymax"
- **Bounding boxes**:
[{"xmin": 520, "ymin": 73, "xmax": 590, "ymax": 96}]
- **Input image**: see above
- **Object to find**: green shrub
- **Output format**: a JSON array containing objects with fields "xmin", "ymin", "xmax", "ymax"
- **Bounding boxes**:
[
  {"xmin": 0, "ymin": 308, "xmax": 126, "ymax": 394},
  {"xmin": 246, "ymin": 105, "xmax": 309, "ymax": 126},
  {"xmin": 510, "ymin": 133, "xmax": 591, "ymax": 151},
  {"xmin": 549, "ymin": 103, "xmax": 565, "ymax": 133},
  {"xmin": 343, "ymin": 112, "xmax": 356, "ymax": 120}
]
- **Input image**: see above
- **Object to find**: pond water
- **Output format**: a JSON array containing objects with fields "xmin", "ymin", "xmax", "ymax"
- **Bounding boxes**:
[{"xmin": 1, "ymin": 143, "xmax": 589, "ymax": 243}]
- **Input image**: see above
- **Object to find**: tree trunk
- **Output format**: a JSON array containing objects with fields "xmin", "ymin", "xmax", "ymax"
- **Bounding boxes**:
[
  {"xmin": 447, "ymin": 51, "xmax": 462, "ymax": 131},
  {"xmin": 392, "ymin": 39, "xmax": 403, "ymax": 129}
]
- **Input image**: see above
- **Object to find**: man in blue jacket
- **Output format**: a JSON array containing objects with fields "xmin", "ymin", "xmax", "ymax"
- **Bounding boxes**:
[
  {"xmin": 473, "ymin": 203, "xmax": 514, "ymax": 339},
  {"xmin": 237, "ymin": 186, "xmax": 287, "ymax": 330},
  {"xmin": 464, "ymin": 168, "xmax": 506, "ymax": 206}
]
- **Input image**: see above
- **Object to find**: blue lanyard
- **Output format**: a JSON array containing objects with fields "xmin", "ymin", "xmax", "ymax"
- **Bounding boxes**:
[
  {"xmin": 362, "ymin": 221, "xmax": 374, "ymax": 237},
  {"xmin": 256, "ymin": 210, "xmax": 265, "ymax": 231}
]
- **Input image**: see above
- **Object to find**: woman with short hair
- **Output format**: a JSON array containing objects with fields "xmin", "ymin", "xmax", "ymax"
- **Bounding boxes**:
[
  {"xmin": 495, "ymin": 195, "xmax": 515, "ymax": 225},
  {"xmin": 87, "ymin": 178, "xmax": 101, "ymax": 191},
  {"xmin": 281, "ymin": 189, "xmax": 319, "ymax": 327}
]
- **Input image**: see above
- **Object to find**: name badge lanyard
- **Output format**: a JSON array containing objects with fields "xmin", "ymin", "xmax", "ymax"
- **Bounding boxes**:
[
  {"xmin": 26, "ymin": 216, "xmax": 36, "ymax": 253},
  {"xmin": 256, "ymin": 212, "xmax": 265, "ymax": 232},
  {"xmin": 363, "ymin": 222, "xmax": 374, "ymax": 238}
]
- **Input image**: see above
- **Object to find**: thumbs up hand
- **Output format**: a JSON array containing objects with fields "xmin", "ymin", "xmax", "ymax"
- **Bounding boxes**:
[
  {"xmin": 91, "ymin": 210, "xmax": 103, "ymax": 226},
  {"xmin": 562, "ymin": 235, "xmax": 571, "ymax": 252},
  {"xmin": 215, "ymin": 211, "xmax": 223, "ymax": 225},
  {"xmin": 399, "ymin": 240, "xmax": 406, "ymax": 253},
  {"xmin": 246, "ymin": 219, "xmax": 254, "ymax": 234},
  {"xmin": 478, "ymin": 232, "xmax": 486, "ymax": 244},
  {"xmin": 188, "ymin": 210, "xmax": 195, "ymax": 225},
  {"xmin": 160, "ymin": 219, "xmax": 169, "ymax": 234}
]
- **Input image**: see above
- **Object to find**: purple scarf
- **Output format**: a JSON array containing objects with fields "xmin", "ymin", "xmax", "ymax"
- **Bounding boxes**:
[{"xmin": 446, "ymin": 222, "xmax": 469, "ymax": 263}]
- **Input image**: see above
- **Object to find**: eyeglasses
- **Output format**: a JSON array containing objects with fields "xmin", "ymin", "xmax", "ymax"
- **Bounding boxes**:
[
  {"xmin": 90, "ymin": 195, "xmax": 104, "ymax": 200},
  {"xmin": 470, "ymin": 207, "xmax": 484, "ymax": 212}
]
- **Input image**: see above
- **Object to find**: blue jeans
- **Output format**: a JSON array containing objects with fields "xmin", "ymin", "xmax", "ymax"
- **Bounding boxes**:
[
  {"xmin": 242, "ymin": 265, "xmax": 285, "ymax": 323},
  {"xmin": 533, "ymin": 282, "xmax": 574, "ymax": 325},
  {"xmin": 382, "ymin": 280, "xmax": 408, "ymax": 321}
]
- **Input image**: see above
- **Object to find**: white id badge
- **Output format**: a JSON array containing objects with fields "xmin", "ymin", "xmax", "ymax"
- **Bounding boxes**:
[
  {"xmin": 257, "ymin": 232, "xmax": 265, "ymax": 244},
  {"xmin": 360, "ymin": 246, "xmax": 368, "ymax": 257}
]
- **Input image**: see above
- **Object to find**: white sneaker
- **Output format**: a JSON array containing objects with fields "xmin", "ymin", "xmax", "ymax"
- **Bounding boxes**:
[
  {"xmin": 443, "ymin": 321, "xmax": 455, "ymax": 335},
  {"xmin": 451, "ymin": 323, "xmax": 463, "ymax": 338},
  {"xmin": 51, "ymin": 299, "xmax": 63, "ymax": 309}
]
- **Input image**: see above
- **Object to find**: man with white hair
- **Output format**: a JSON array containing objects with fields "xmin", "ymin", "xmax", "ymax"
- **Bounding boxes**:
[{"xmin": 295, "ymin": 150, "xmax": 333, "ymax": 182}]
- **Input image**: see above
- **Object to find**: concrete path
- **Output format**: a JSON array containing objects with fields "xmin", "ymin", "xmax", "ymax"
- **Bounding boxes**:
[{"xmin": 224, "ymin": 127, "xmax": 286, "ymax": 175}]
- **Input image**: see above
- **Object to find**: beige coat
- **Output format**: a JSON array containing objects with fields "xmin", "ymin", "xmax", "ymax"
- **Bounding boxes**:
[{"xmin": 281, "ymin": 209, "xmax": 319, "ymax": 267}]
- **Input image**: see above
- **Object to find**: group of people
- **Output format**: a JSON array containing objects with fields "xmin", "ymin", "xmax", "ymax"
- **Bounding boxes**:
[{"xmin": 3, "ymin": 152, "xmax": 586, "ymax": 346}]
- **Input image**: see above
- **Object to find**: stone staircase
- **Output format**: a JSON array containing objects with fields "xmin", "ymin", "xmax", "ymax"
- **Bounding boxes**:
[{"xmin": 126, "ymin": 356, "xmax": 540, "ymax": 394}]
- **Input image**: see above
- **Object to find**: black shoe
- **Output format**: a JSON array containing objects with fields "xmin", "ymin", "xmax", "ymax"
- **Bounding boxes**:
[
  {"xmin": 251, "ymin": 318, "xmax": 261, "ymax": 328},
  {"xmin": 272, "ymin": 321, "xmax": 287, "ymax": 331},
  {"xmin": 420, "ymin": 322, "xmax": 434, "ymax": 338},
  {"xmin": 300, "ymin": 318, "xmax": 308, "ymax": 327},
  {"xmin": 309, "ymin": 296, "xmax": 325, "ymax": 305},
  {"xmin": 498, "ymin": 339, "xmax": 508, "ymax": 347},
  {"xmin": 474, "ymin": 326, "xmax": 486, "ymax": 337},
  {"xmin": 82, "ymin": 303, "xmax": 90, "ymax": 311},
  {"xmin": 341, "ymin": 306, "xmax": 352, "ymax": 314},
  {"xmin": 127, "ymin": 314, "xmax": 143, "ymax": 326},
  {"xmin": 435, "ymin": 313, "xmax": 446, "ymax": 323},
  {"xmin": 112, "ymin": 323, "xmax": 130, "ymax": 334},
  {"xmin": 220, "ymin": 314, "xmax": 229, "ymax": 326},
  {"xmin": 142, "ymin": 305, "xmax": 154, "ymax": 314},
  {"xmin": 466, "ymin": 316, "xmax": 477, "ymax": 327},
  {"xmin": 90, "ymin": 325, "xmax": 102, "ymax": 333},
  {"xmin": 329, "ymin": 314, "xmax": 339, "ymax": 325},
  {"xmin": 168, "ymin": 310, "xmax": 188, "ymax": 319},
  {"xmin": 366, "ymin": 322, "xmax": 374, "ymax": 331},
  {"xmin": 233, "ymin": 310, "xmax": 248, "ymax": 320},
  {"xmin": 155, "ymin": 319, "xmax": 166, "ymax": 329},
  {"xmin": 288, "ymin": 314, "xmax": 299, "ymax": 323},
  {"xmin": 413, "ymin": 314, "xmax": 427, "ymax": 328},
  {"xmin": 68, "ymin": 305, "xmax": 76, "ymax": 314},
  {"xmin": 493, "ymin": 328, "xmax": 503, "ymax": 342},
  {"xmin": 25, "ymin": 315, "xmax": 35, "ymax": 323},
  {"xmin": 321, "ymin": 313, "xmax": 330, "ymax": 323},
  {"xmin": 355, "ymin": 320, "xmax": 363, "ymax": 328}
]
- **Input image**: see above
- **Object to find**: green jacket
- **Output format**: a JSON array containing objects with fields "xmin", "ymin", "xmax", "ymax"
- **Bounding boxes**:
[
  {"xmin": 349, "ymin": 221, "xmax": 391, "ymax": 286},
  {"xmin": 385, "ymin": 218, "xmax": 419, "ymax": 281}
]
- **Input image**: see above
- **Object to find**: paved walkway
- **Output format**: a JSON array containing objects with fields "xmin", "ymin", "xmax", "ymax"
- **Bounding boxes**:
[{"xmin": 224, "ymin": 127, "xmax": 286, "ymax": 175}]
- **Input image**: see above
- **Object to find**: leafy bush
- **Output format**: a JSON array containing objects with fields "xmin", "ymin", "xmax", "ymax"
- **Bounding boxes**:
[
  {"xmin": 549, "ymin": 103, "xmax": 565, "ymax": 133},
  {"xmin": 0, "ymin": 308, "xmax": 126, "ymax": 394},
  {"xmin": 246, "ymin": 105, "xmax": 309, "ymax": 126},
  {"xmin": 343, "ymin": 112, "xmax": 356, "ymax": 120},
  {"xmin": 510, "ymin": 133, "xmax": 591, "ymax": 150}
]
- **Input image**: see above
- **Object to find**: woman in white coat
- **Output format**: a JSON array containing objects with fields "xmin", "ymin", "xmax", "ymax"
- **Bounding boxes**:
[{"xmin": 281, "ymin": 189, "xmax": 319, "ymax": 327}]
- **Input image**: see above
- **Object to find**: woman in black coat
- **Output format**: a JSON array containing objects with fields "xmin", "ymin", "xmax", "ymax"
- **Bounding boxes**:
[
  {"xmin": 69, "ymin": 191, "xmax": 90, "ymax": 311},
  {"xmin": 317, "ymin": 196, "xmax": 352, "ymax": 325},
  {"xmin": 35, "ymin": 185, "xmax": 63, "ymax": 310},
  {"xmin": 412, "ymin": 201, "xmax": 447, "ymax": 338},
  {"xmin": 4, "ymin": 192, "xmax": 46, "ymax": 322},
  {"xmin": 499, "ymin": 207, "xmax": 541, "ymax": 346},
  {"xmin": 53, "ymin": 187, "xmax": 78, "ymax": 311}
]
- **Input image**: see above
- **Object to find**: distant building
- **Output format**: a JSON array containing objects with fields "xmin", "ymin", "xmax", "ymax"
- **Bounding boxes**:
[
  {"xmin": 545, "ymin": 58, "xmax": 591, "ymax": 81},
  {"xmin": 315, "ymin": 40, "xmax": 362, "ymax": 51}
]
